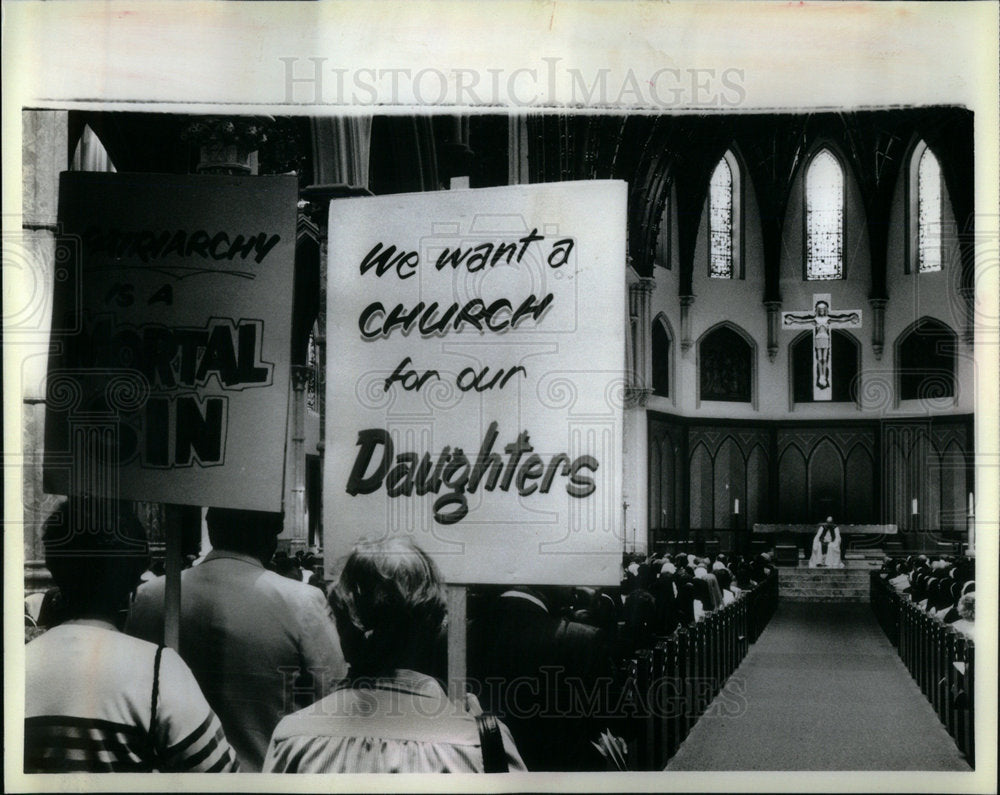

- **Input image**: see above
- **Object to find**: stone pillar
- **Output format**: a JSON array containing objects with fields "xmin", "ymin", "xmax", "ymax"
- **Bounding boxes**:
[
  {"xmin": 680, "ymin": 294, "xmax": 695, "ymax": 353},
  {"xmin": 508, "ymin": 115, "xmax": 530, "ymax": 185},
  {"xmin": 303, "ymin": 117, "xmax": 374, "ymax": 554},
  {"xmin": 287, "ymin": 365, "xmax": 311, "ymax": 553},
  {"xmin": 622, "ymin": 406, "xmax": 649, "ymax": 557},
  {"xmin": 622, "ymin": 277, "xmax": 654, "ymax": 556},
  {"xmin": 869, "ymin": 298, "xmax": 888, "ymax": 360},
  {"xmin": 765, "ymin": 300, "xmax": 782, "ymax": 362},
  {"xmin": 627, "ymin": 277, "xmax": 655, "ymax": 401},
  {"xmin": 312, "ymin": 117, "xmax": 372, "ymax": 188},
  {"xmin": 20, "ymin": 110, "xmax": 69, "ymax": 585}
]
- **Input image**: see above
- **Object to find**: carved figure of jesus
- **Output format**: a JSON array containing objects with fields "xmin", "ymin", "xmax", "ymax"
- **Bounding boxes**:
[{"xmin": 781, "ymin": 295, "xmax": 862, "ymax": 400}]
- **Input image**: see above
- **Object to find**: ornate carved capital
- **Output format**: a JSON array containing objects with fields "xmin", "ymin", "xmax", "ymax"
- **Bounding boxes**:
[
  {"xmin": 624, "ymin": 386, "xmax": 653, "ymax": 409},
  {"xmin": 290, "ymin": 364, "xmax": 313, "ymax": 391}
]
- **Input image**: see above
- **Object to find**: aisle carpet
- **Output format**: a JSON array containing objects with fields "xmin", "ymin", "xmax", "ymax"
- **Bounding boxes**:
[{"xmin": 665, "ymin": 602, "xmax": 971, "ymax": 771}]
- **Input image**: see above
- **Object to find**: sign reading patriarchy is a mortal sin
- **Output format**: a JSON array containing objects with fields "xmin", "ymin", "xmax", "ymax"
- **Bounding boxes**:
[
  {"xmin": 324, "ymin": 182, "xmax": 627, "ymax": 585},
  {"xmin": 45, "ymin": 173, "xmax": 298, "ymax": 512}
]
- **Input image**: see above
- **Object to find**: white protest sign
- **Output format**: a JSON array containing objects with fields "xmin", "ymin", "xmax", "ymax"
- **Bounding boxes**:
[
  {"xmin": 324, "ymin": 181, "xmax": 626, "ymax": 585},
  {"xmin": 44, "ymin": 172, "xmax": 298, "ymax": 512}
]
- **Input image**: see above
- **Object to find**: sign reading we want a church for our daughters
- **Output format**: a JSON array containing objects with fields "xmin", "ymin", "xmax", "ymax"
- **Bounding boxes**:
[{"xmin": 324, "ymin": 182, "xmax": 626, "ymax": 585}]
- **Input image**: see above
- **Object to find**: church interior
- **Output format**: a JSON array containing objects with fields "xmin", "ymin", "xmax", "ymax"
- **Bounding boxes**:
[
  {"xmin": 18, "ymin": 106, "xmax": 980, "ymax": 773},
  {"xmin": 22, "ymin": 107, "xmax": 976, "ymax": 559}
]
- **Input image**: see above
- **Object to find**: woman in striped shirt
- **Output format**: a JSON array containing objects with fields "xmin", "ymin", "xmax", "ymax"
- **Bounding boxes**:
[{"xmin": 24, "ymin": 499, "xmax": 239, "ymax": 773}]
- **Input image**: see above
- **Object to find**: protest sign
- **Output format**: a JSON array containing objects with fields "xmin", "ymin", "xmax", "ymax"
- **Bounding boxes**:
[
  {"xmin": 324, "ymin": 181, "xmax": 626, "ymax": 584},
  {"xmin": 44, "ymin": 172, "xmax": 298, "ymax": 512}
]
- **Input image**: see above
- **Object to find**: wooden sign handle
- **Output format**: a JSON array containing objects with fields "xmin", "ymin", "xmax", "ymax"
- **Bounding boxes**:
[{"xmin": 447, "ymin": 585, "xmax": 467, "ymax": 698}]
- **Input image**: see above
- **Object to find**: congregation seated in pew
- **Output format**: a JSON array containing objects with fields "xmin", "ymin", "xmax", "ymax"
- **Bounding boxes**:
[{"xmin": 878, "ymin": 554, "xmax": 975, "ymax": 638}]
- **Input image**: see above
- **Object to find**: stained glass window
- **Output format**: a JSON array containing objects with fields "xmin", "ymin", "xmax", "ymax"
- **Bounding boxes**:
[
  {"xmin": 709, "ymin": 157, "xmax": 734, "ymax": 278},
  {"xmin": 917, "ymin": 147, "xmax": 943, "ymax": 273},
  {"xmin": 700, "ymin": 326, "xmax": 752, "ymax": 403},
  {"xmin": 805, "ymin": 150, "xmax": 844, "ymax": 280}
]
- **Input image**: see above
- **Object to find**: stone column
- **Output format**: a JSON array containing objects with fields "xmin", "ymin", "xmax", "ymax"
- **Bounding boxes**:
[
  {"xmin": 287, "ymin": 365, "xmax": 311, "ymax": 553},
  {"xmin": 20, "ymin": 110, "xmax": 69, "ymax": 587},
  {"xmin": 765, "ymin": 301, "xmax": 782, "ymax": 362},
  {"xmin": 868, "ymin": 298, "xmax": 888, "ymax": 360},
  {"xmin": 303, "ymin": 117, "xmax": 374, "ymax": 557},
  {"xmin": 680, "ymin": 295, "xmax": 695, "ymax": 353},
  {"xmin": 627, "ymin": 277, "xmax": 655, "ymax": 400}
]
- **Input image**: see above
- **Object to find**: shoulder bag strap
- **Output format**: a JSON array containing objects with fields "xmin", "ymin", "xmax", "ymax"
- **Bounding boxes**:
[
  {"xmin": 146, "ymin": 644, "xmax": 165, "ymax": 771},
  {"xmin": 475, "ymin": 713, "xmax": 509, "ymax": 773}
]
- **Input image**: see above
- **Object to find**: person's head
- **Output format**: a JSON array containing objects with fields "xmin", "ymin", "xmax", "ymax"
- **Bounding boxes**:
[
  {"xmin": 815, "ymin": 301, "xmax": 829, "ymax": 317},
  {"xmin": 715, "ymin": 568, "xmax": 733, "ymax": 592},
  {"xmin": 692, "ymin": 577, "xmax": 712, "ymax": 606},
  {"xmin": 43, "ymin": 499, "xmax": 149, "ymax": 622},
  {"xmin": 572, "ymin": 586, "xmax": 597, "ymax": 611},
  {"xmin": 329, "ymin": 537, "xmax": 446, "ymax": 677},
  {"xmin": 957, "ymin": 593, "xmax": 975, "ymax": 622},
  {"xmin": 206, "ymin": 507, "xmax": 283, "ymax": 565}
]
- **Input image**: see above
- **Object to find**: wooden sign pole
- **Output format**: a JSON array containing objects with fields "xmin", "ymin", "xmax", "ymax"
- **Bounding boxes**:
[
  {"xmin": 162, "ymin": 506, "xmax": 184, "ymax": 651},
  {"xmin": 447, "ymin": 585, "xmax": 468, "ymax": 700}
]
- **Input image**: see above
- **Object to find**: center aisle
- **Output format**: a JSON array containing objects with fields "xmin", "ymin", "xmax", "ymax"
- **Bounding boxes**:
[{"xmin": 665, "ymin": 602, "xmax": 971, "ymax": 771}]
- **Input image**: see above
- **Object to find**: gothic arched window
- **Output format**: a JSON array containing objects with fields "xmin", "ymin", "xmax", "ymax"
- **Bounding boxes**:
[
  {"xmin": 897, "ymin": 317, "xmax": 957, "ymax": 401},
  {"xmin": 708, "ymin": 152, "xmax": 741, "ymax": 279},
  {"xmin": 652, "ymin": 318, "xmax": 671, "ymax": 397},
  {"xmin": 699, "ymin": 324, "xmax": 753, "ymax": 403},
  {"xmin": 70, "ymin": 124, "xmax": 116, "ymax": 173},
  {"xmin": 912, "ymin": 142, "xmax": 944, "ymax": 273},
  {"xmin": 805, "ymin": 149, "xmax": 845, "ymax": 280}
]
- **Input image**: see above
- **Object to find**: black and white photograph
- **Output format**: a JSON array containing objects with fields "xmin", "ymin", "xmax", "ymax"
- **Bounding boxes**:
[{"xmin": 3, "ymin": 2, "xmax": 998, "ymax": 792}]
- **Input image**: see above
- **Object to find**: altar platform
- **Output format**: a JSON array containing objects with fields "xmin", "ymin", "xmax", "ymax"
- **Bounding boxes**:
[{"xmin": 778, "ymin": 558, "xmax": 879, "ymax": 603}]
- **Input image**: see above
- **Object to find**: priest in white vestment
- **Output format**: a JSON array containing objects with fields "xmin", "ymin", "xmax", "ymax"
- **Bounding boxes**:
[{"xmin": 808, "ymin": 517, "xmax": 844, "ymax": 568}]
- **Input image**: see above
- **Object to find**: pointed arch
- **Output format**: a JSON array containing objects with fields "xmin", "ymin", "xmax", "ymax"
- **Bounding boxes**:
[
  {"xmin": 808, "ymin": 437, "xmax": 845, "ymax": 520},
  {"xmin": 714, "ymin": 436, "xmax": 745, "ymax": 527},
  {"xmin": 894, "ymin": 316, "xmax": 958, "ymax": 403},
  {"xmin": 938, "ymin": 439, "xmax": 968, "ymax": 533},
  {"xmin": 697, "ymin": 321, "xmax": 756, "ymax": 406},
  {"xmin": 651, "ymin": 312, "xmax": 674, "ymax": 400},
  {"xmin": 70, "ymin": 124, "xmax": 116, "ymax": 173},
  {"xmin": 777, "ymin": 443, "xmax": 807, "ymax": 522},
  {"xmin": 803, "ymin": 147, "xmax": 847, "ymax": 280},
  {"xmin": 844, "ymin": 444, "xmax": 875, "ymax": 523},
  {"xmin": 906, "ymin": 139, "xmax": 945, "ymax": 274},
  {"xmin": 746, "ymin": 443, "xmax": 770, "ymax": 527},
  {"xmin": 689, "ymin": 441, "xmax": 714, "ymax": 530},
  {"xmin": 707, "ymin": 149, "xmax": 743, "ymax": 279}
]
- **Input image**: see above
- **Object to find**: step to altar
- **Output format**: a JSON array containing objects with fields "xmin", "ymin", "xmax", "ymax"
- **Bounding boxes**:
[{"xmin": 778, "ymin": 565, "xmax": 874, "ymax": 603}]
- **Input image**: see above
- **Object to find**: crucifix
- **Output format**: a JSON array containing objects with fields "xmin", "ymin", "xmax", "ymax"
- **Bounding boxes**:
[{"xmin": 782, "ymin": 293, "xmax": 862, "ymax": 400}]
